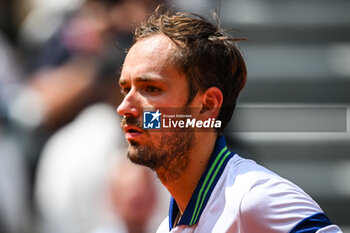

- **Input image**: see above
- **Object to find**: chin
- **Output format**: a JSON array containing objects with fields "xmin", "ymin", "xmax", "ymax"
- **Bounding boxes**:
[
  {"xmin": 129, "ymin": 140, "xmax": 139, "ymax": 146},
  {"xmin": 127, "ymin": 145, "xmax": 159, "ymax": 170}
]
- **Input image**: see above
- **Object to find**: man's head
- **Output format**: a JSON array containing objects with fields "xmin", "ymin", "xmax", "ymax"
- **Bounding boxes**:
[
  {"xmin": 117, "ymin": 9, "xmax": 246, "ymax": 181},
  {"xmin": 133, "ymin": 9, "xmax": 247, "ymax": 130},
  {"xmin": 118, "ymin": 33, "xmax": 195, "ymax": 181}
]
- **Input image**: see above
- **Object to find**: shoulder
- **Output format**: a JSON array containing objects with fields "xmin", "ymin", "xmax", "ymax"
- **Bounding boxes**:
[
  {"xmin": 239, "ymin": 175, "xmax": 322, "ymax": 232},
  {"xmin": 224, "ymin": 155, "xmax": 326, "ymax": 233}
]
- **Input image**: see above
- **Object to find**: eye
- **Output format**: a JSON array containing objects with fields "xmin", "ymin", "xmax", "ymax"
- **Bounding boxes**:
[
  {"xmin": 121, "ymin": 87, "xmax": 130, "ymax": 96},
  {"xmin": 145, "ymin": 86, "xmax": 161, "ymax": 94}
]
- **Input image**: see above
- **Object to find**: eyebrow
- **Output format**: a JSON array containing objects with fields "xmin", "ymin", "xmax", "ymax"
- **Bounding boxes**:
[{"xmin": 119, "ymin": 74, "xmax": 164, "ymax": 86}]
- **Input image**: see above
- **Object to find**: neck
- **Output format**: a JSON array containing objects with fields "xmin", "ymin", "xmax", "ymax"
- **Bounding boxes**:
[{"xmin": 157, "ymin": 132, "xmax": 218, "ymax": 214}]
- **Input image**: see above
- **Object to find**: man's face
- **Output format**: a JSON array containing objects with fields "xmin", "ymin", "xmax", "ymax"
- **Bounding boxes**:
[{"xmin": 117, "ymin": 34, "xmax": 198, "ymax": 181}]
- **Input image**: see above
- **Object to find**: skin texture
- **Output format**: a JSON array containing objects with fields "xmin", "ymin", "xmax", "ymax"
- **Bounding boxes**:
[
  {"xmin": 117, "ymin": 34, "xmax": 223, "ymax": 213},
  {"xmin": 118, "ymin": 34, "xmax": 196, "ymax": 182}
]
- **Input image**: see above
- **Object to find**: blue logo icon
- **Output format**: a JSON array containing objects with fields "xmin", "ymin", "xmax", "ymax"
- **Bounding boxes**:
[{"xmin": 143, "ymin": 109, "xmax": 162, "ymax": 129}]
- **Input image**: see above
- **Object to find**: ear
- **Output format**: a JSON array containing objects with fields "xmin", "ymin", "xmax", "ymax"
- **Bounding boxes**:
[{"xmin": 199, "ymin": 87, "xmax": 223, "ymax": 119}]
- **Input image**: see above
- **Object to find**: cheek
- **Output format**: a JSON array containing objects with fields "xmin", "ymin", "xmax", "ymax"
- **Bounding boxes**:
[{"xmin": 157, "ymin": 92, "xmax": 189, "ymax": 108}]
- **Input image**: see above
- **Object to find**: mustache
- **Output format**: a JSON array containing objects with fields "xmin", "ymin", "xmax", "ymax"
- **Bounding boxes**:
[{"xmin": 121, "ymin": 117, "xmax": 143, "ymax": 129}]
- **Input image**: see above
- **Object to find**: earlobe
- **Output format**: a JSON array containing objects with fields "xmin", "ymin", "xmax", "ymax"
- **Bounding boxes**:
[{"xmin": 200, "ymin": 87, "xmax": 223, "ymax": 118}]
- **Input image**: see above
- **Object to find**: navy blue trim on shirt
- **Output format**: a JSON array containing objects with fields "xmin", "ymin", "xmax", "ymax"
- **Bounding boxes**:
[
  {"xmin": 169, "ymin": 136, "xmax": 234, "ymax": 230},
  {"xmin": 289, "ymin": 212, "xmax": 333, "ymax": 233},
  {"xmin": 169, "ymin": 197, "xmax": 178, "ymax": 229}
]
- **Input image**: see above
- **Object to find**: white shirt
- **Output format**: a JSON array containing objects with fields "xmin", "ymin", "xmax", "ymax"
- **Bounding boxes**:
[{"xmin": 157, "ymin": 136, "xmax": 342, "ymax": 233}]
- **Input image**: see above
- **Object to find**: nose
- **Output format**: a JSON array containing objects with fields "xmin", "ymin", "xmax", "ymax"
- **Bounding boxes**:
[{"xmin": 117, "ymin": 89, "xmax": 140, "ymax": 118}]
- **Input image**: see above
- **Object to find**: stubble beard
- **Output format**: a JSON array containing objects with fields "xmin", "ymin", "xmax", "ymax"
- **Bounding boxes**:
[{"xmin": 127, "ymin": 129, "xmax": 194, "ymax": 183}]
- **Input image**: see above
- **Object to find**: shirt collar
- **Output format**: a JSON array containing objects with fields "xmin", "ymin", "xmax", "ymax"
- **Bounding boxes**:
[{"xmin": 169, "ymin": 135, "xmax": 234, "ymax": 230}]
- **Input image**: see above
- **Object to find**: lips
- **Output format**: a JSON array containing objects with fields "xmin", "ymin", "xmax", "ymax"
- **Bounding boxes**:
[{"xmin": 123, "ymin": 125, "xmax": 143, "ymax": 140}]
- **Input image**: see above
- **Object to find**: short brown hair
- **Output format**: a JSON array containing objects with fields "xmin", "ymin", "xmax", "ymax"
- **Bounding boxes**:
[{"xmin": 133, "ymin": 8, "xmax": 247, "ymax": 131}]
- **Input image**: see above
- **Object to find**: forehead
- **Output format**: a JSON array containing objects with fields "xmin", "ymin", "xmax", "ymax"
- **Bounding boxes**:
[
  {"xmin": 130, "ymin": 34, "xmax": 175, "ymax": 61},
  {"xmin": 120, "ymin": 34, "xmax": 179, "ymax": 82}
]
